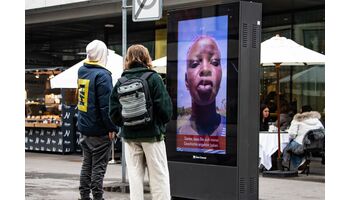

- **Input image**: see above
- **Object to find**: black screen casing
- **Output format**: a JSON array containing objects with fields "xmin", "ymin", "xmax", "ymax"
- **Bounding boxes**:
[{"xmin": 166, "ymin": 1, "xmax": 261, "ymax": 199}]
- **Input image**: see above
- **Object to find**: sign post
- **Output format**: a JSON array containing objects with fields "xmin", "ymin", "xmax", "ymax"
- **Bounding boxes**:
[
  {"xmin": 132, "ymin": 0, "xmax": 162, "ymax": 22},
  {"xmin": 121, "ymin": 0, "xmax": 131, "ymax": 187},
  {"xmin": 117, "ymin": 0, "xmax": 163, "ymax": 193}
]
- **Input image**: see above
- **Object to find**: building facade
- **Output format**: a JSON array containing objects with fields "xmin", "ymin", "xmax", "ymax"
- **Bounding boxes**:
[{"xmin": 25, "ymin": 0, "xmax": 325, "ymax": 124}]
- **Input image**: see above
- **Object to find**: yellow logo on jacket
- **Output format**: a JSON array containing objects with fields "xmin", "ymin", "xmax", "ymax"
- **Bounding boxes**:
[{"xmin": 78, "ymin": 79, "xmax": 90, "ymax": 112}]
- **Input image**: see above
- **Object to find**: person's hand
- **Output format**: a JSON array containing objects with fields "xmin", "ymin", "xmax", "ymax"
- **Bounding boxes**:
[{"xmin": 108, "ymin": 132, "xmax": 115, "ymax": 141}]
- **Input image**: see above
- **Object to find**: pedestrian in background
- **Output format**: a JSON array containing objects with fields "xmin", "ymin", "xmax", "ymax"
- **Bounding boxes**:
[
  {"xmin": 260, "ymin": 104, "xmax": 271, "ymax": 131},
  {"xmin": 282, "ymin": 105, "xmax": 324, "ymax": 170},
  {"xmin": 77, "ymin": 40, "xmax": 118, "ymax": 200},
  {"xmin": 109, "ymin": 44, "xmax": 173, "ymax": 200},
  {"xmin": 278, "ymin": 102, "xmax": 292, "ymax": 131}
]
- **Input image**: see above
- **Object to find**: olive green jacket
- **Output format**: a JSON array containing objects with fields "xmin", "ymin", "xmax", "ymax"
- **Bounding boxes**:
[{"xmin": 109, "ymin": 64, "xmax": 172, "ymax": 141}]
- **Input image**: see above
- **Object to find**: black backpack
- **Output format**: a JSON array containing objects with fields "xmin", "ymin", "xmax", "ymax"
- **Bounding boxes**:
[{"xmin": 117, "ymin": 72, "xmax": 154, "ymax": 129}]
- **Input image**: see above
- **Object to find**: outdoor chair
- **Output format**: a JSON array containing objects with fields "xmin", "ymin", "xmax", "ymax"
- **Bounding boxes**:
[{"xmin": 285, "ymin": 128, "xmax": 325, "ymax": 175}]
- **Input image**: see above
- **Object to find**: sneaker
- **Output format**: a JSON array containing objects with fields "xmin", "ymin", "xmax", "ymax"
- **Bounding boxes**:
[{"xmin": 298, "ymin": 158, "xmax": 307, "ymax": 170}]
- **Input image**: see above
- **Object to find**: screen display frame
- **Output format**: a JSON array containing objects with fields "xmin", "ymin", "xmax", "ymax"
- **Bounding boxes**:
[
  {"xmin": 166, "ymin": 3, "xmax": 239, "ymax": 167},
  {"xmin": 176, "ymin": 15, "xmax": 228, "ymax": 154}
]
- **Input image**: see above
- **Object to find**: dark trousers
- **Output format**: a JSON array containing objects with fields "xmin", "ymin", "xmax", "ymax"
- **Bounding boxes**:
[{"xmin": 79, "ymin": 135, "xmax": 111, "ymax": 200}]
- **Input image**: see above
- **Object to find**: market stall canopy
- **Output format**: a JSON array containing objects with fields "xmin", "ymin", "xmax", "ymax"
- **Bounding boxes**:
[
  {"xmin": 50, "ymin": 50, "xmax": 123, "ymax": 88},
  {"xmin": 152, "ymin": 56, "xmax": 166, "ymax": 74},
  {"xmin": 260, "ymin": 35, "xmax": 325, "ymax": 66}
]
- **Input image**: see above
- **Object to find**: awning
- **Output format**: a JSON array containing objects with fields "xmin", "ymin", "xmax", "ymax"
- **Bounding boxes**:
[{"xmin": 50, "ymin": 50, "xmax": 123, "ymax": 88}]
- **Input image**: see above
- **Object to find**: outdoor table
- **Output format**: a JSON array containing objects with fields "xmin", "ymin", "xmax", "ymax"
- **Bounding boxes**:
[{"xmin": 259, "ymin": 131, "xmax": 290, "ymax": 170}]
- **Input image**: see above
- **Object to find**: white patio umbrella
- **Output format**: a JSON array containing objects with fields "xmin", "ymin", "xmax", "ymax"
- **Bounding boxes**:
[
  {"xmin": 50, "ymin": 50, "xmax": 123, "ymax": 88},
  {"xmin": 261, "ymin": 35, "xmax": 325, "ymax": 66},
  {"xmin": 260, "ymin": 35, "xmax": 325, "ymax": 168},
  {"xmin": 152, "ymin": 56, "xmax": 167, "ymax": 74}
]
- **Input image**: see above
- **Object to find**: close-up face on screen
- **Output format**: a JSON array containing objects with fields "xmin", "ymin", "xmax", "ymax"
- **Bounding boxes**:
[{"xmin": 176, "ymin": 16, "xmax": 228, "ymax": 154}]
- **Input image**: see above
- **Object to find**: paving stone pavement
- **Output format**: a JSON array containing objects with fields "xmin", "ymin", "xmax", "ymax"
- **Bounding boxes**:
[{"xmin": 25, "ymin": 152, "xmax": 325, "ymax": 200}]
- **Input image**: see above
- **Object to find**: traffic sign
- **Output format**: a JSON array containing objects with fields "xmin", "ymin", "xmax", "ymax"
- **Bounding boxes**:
[{"xmin": 132, "ymin": 0, "xmax": 162, "ymax": 22}]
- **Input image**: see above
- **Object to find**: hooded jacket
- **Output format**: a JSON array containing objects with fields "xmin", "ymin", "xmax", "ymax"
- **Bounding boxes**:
[
  {"xmin": 109, "ymin": 62, "xmax": 173, "ymax": 140},
  {"xmin": 288, "ymin": 111, "xmax": 324, "ymax": 145},
  {"xmin": 77, "ymin": 40, "xmax": 117, "ymax": 136}
]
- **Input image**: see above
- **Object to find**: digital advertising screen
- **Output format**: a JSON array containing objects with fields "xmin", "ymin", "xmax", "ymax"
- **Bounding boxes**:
[
  {"xmin": 176, "ymin": 16, "xmax": 228, "ymax": 154},
  {"xmin": 166, "ymin": 3, "xmax": 239, "ymax": 166}
]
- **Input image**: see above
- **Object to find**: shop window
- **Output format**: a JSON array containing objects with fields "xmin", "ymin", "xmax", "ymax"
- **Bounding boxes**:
[
  {"xmin": 262, "ymin": 26, "xmax": 291, "ymax": 41},
  {"xmin": 260, "ymin": 65, "xmax": 325, "ymax": 123},
  {"xmin": 260, "ymin": 8, "xmax": 325, "ymax": 124},
  {"xmin": 25, "ymin": 70, "xmax": 64, "ymax": 128},
  {"xmin": 293, "ymin": 22, "xmax": 325, "ymax": 54}
]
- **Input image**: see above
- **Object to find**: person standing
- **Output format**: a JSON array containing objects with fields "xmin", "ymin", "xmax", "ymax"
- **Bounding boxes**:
[
  {"xmin": 77, "ymin": 40, "xmax": 117, "ymax": 200},
  {"xmin": 109, "ymin": 44, "xmax": 173, "ymax": 200}
]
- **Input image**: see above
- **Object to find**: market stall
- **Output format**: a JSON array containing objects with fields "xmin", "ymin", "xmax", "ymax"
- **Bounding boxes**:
[
  {"xmin": 25, "ymin": 67, "xmax": 69, "ymax": 153},
  {"xmin": 25, "ymin": 103, "xmax": 77, "ymax": 154},
  {"xmin": 25, "ymin": 50, "xmax": 124, "ymax": 154}
]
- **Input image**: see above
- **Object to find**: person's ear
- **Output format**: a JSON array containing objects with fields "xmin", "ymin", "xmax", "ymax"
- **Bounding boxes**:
[{"xmin": 185, "ymin": 73, "xmax": 189, "ymax": 90}]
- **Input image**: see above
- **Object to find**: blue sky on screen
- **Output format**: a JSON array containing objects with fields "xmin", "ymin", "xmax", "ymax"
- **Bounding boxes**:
[{"xmin": 177, "ymin": 15, "xmax": 228, "ymax": 109}]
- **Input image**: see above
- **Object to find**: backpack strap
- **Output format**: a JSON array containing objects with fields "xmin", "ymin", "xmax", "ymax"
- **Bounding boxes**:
[
  {"xmin": 139, "ymin": 71, "xmax": 155, "ymax": 107},
  {"xmin": 118, "ymin": 72, "xmax": 154, "ymax": 84},
  {"xmin": 140, "ymin": 71, "xmax": 155, "ymax": 80},
  {"xmin": 140, "ymin": 71, "xmax": 155, "ymax": 96},
  {"xmin": 118, "ymin": 76, "xmax": 128, "ymax": 84}
]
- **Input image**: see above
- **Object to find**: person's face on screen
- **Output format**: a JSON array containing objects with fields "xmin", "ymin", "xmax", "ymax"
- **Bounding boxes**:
[{"xmin": 185, "ymin": 37, "xmax": 222, "ymax": 106}]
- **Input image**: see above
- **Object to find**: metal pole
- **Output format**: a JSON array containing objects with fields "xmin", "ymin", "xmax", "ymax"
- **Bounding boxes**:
[
  {"xmin": 290, "ymin": 11, "xmax": 295, "ymax": 104},
  {"xmin": 275, "ymin": 63, "xmax": 282, "ymax": 170},
  {"xmin": 108, "ymin": 138, "xmax": 117, "ymax": 164},
  {"xmin": 104, "ymin": 27, "xmax": 109, "ymax": 47},
  {"xmin": 276, "ymin": 63, "xmax": 281, "ymax": 158},
  {"xmin": 122, "ymin": 0, "xmax": 127, "ymax": 184}
]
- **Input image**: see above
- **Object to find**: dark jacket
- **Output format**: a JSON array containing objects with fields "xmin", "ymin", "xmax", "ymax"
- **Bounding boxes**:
[
  {"xmin": 77, "ymin": 63, "xmax": 117, "ymax": 136},
  {"xmin": 302, "ymin": 128, "xmax": 325, "ymax": 151},
  {"xmin": 260, "ymin": 119, "xmax": 268, "ymax": 131},
  {"xmin": 109, "ymin": 63, "xmax": 172, "ymax": 140}
]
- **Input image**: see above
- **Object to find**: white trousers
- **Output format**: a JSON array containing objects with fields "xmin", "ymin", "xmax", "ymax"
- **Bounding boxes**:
[{"xmin": 125, "ymin": 140, "xmax": 171, "ymax": 200}]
